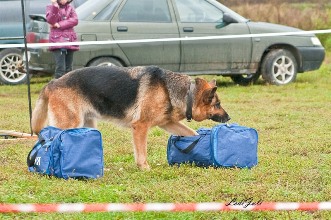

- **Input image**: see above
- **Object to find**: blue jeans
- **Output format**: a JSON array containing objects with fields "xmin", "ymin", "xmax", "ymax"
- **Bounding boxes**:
[{"xmin": 52, "ymin": 49, "xmax": 75, "ymax": 79}]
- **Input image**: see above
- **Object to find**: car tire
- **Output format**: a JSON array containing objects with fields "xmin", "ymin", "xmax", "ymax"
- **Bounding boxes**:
[
  {"xmin": 0, "ymin": 48, "xmax": 27, "ymax": 85},
  {"xmin": 261, "ymin": 49, "xmax": 297, "ymax": 85},
  {"xmin": 88, "ymin": 57, "xmax": 123, "ymax": 67},
  {"xmin": 230, "ymin": 73, "xmax": 261, "ymax": 86}
]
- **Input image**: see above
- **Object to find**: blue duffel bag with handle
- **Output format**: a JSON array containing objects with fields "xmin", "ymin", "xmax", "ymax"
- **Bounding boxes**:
[
  {"xmin": 27, "ymin": 126, "xmax": 104, "ymax": 179},
  {"xmin": 167, "ymin": 123, "xmax": 258, "ymax": 168}
]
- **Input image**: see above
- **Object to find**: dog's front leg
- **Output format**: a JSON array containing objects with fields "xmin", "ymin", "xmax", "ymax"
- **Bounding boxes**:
[
  {"xmin": 131, "ymin": 122, "xmax": 150, "ymax": 170},
  {"xmin": 160, "ymin": 121, "xmax": 198, "ymax": 136}
]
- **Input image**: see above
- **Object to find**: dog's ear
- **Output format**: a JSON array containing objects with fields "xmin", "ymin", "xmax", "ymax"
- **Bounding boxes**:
[
  {"xmin": 194, "ymin": 77, "xmax": 204, "ymax": 86},
  {"xmin": 195, "ymin": 78, "xmax": 217, "ymax": 88},
  {"xmin": 202, "ymin": 86, "xmax": 217, "ymax": 104},
  {"xmin": 195, "ymin": 78, "xmax": 218, "ymax": 104},
  {"xmin": 209, "ymin": 79, "xmax": 217, "ymax": 87}
]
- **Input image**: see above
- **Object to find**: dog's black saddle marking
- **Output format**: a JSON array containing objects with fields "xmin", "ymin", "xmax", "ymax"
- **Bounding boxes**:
[{"xmin": 66, "ymin": 66, "xmax": 140, "ymax": 118}]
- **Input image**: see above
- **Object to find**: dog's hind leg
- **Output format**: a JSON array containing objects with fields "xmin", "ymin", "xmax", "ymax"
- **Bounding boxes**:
[
  {"xmin": 31, "ymin": 91, "xmax": 49, "ymax": 134},
  {"xmin": 47, "ymin": 105, "xmax": 84, "ymax": 129},
  {"xmin": 47, "ymin": 89, "xmax": 85, "ymax": 129},
  {"xmin": 131, "ymin": 122, "xmax": 150, "ymax": 170},
  {"xmin": 159, "ymin": 121, "xmax": 198, "ymax": 136},
  {"xmin": 84, "ymin": 117, "xmax": 97, "ymax": 128}
]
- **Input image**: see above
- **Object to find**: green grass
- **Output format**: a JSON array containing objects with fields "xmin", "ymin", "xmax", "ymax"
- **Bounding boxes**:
[{"xmin": 0, "ymin": 62, "xmax": 330, "ymax": 219}]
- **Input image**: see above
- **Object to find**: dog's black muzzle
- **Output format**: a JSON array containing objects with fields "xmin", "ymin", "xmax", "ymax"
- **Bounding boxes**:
[{"xmin": 210, "ymin": 113, "xmax": 231, "ymax": 123}]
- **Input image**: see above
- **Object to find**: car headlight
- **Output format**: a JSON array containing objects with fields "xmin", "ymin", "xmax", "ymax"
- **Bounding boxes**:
[{"xmin": 311, "ymin": 37, "xmax": 322, "ymax": 46}]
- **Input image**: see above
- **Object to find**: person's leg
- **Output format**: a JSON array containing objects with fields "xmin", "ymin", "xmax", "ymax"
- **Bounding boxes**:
[
  {"xmin": 65, "ymin": 50, "xmax": 74, "ymax": 73},
  {"xmin": 53, "ymin": 49, "xmax": 66, "ymax": 79}
]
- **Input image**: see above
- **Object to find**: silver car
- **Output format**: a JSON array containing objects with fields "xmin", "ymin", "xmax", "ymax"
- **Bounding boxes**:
[{"xmin": 26, "ymin": 0, "xmax": 325, "ymax": 85}]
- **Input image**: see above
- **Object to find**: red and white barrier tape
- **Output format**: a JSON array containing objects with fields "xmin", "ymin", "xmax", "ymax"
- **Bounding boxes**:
[{"xmin": 0, "ymin": 202, "xmax": 330, "ymax": 213}]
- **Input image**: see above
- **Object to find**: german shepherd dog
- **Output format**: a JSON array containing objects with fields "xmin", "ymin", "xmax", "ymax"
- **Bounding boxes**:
[{"xmin": 32, "ymin": 65, "xmax": 230, "ymax": 170}]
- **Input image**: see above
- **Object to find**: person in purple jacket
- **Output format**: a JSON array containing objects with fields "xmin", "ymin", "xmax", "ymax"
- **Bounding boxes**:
[{"xmin": 46, "ymin": 0, "xmax": 79, "ymax": 79}]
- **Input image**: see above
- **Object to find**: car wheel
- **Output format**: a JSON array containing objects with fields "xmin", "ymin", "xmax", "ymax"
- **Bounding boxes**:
[
  {"xmin": 88, "ymin": 57, "xmax": 123, "ymax": 67},
  {"xmin": 0, "ymin": 48, "xmax": 27, "ymax": 85},
  {"xmin": 261, "ymin": 49, "xmax": 297, "ymax": 85},
  {"xmin": 230, "ymin": 73, "xmax": 261, "ymax": 86}
]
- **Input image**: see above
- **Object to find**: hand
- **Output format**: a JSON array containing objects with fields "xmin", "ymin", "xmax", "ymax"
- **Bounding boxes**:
[
  {"xmin": 51, "ymin": 0, "xmax": 59, "ymax": 7},
  {"xmin": 51, "ymin": 23, "xmax": 60, "ymax": 28}
]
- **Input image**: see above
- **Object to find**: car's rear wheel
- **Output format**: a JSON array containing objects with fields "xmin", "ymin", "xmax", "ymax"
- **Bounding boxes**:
[
  {"xmin": 230, "ymin": 72, "xmax": 261, "ymax": 86},
  {"xmin": 261, "ymin": 49, "xmax": 297, "ymax": 85},
  {"xmin": 0, "ymin": 48, "xmax": 27, "ymax": 85},
  {"xmin": 88, "ymin": 57, "xmax": 123, "ymax": 67}
]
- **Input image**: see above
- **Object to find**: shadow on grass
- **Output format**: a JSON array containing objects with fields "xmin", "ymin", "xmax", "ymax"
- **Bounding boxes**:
[{"xmin": 215, "ymin": 76, "xmax": 266, "ymax": 87}]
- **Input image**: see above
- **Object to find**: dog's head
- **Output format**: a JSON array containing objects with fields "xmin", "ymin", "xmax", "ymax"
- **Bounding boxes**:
[{"xmin": 192, "ymin": 78, "xmax": 230, "ymax": 123}]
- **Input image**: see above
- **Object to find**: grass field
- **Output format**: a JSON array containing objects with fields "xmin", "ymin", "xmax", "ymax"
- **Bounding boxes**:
[{"xmin": 0, "ymin": 56, "xmax": 330, "ymax": 219}]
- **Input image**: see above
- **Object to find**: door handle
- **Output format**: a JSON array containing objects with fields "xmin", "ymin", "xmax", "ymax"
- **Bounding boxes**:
[
  {"xmin": 117, "ymin": 26, "xmax": 128, "ymax": 32},
  {"xmin": 183, "ymin": 27, "xmax": 194, "ymax": 32}
]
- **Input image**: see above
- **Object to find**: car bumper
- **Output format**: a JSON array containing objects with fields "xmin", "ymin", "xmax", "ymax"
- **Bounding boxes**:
[
  {"xmin": 28, "ymin": 63, "xmax": 54, "ymax": 74},
  {"xmin": 25, "ymin": 49, "xmax": 55, "ymax": 73},
  {"xmin": 298, "ymin": 46, "xmax": 325, "ymax": 72}
]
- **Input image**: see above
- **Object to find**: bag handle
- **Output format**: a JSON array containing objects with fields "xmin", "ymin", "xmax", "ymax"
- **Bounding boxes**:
[
  {"xmin": 173, "ymin": 136, "xmax": 201, "ymax": 154},
  {"xmin": 26, "ymin": 134, "xmax": 47, "ymax": 167}
]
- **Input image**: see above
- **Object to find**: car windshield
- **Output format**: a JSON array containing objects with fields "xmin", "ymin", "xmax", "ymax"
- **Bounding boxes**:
[{"xmin": 76, "ymin": 0, "xmax": 120, "ymax": 20}]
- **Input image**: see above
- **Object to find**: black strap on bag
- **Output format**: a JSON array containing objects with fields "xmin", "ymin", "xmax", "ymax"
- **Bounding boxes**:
[
  {"xmin": 173, "ymin": 136, "xmax": 201, "ymax": 154},
  {"xmin": 27, "ymin": 151, "xmax": 37, "ymax": 167},
  {"xmin": 26, "ymin": 134, "xmax": 47, "ymax": 167}
]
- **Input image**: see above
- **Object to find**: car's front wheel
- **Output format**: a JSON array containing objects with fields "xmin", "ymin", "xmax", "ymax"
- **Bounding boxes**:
[
  {"xmin": 88, "ymin": 57, "xmax": 123, "ymax": 67},
  {"xmin": 261, "ymin": 49, "xmax": 298, "ymax": 85},
  {"xmin": 0, "ymin": 48, "xmax": 27, "ymax": 85}
]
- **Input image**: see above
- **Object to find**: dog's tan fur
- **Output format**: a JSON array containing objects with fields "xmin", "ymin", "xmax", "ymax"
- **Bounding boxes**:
[{"xmin": 32, "ymin": 66, "xmax": 230, "ymax": 170}]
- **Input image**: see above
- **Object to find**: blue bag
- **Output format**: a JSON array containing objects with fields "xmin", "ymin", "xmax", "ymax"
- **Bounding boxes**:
[
  {"xmin": 27, "ymin": 126, "xmax": 104, "ymax": 179},
  {"xmin": 27, "ymin": 126, "xmax": 62, "ymax": 175},
  {"xmin": 167, "ymin": 124, "xmax": 258, "ymax": 168}
]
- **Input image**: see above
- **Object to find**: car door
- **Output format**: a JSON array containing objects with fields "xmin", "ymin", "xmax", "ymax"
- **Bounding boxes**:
[
  {"xmin": 172, "ymin": 0, "xmax": 252, "ymax": 74},
  {"xmin": 111, "ymin": 0, "xmax": 180, "ymax": 71}
]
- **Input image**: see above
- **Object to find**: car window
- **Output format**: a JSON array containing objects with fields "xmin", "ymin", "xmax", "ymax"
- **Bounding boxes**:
[
  {"xmin": 93, "ymin": 0, "xmax": 121, "ymax": 21},
  {"xmin": 174, "ymin": 0, "xmax": 223, "ymax": 23},
  {"xmin": 76, "ymin": 0, "xmax": 113, "ymax": 20},
  {"xmin": 0, "ymin": 1, "xmax": 23, "ymax": 23},
  {"xmin": 73, "ymin": 0, "xmax": 89, "ymax": 8},
  {"xmin": 0, "ymin": 0, "xmax": 87, "ymax": 23},
  {"xmin": 119, "ymin": 0, "xmax": 171, "ymax": 23}
]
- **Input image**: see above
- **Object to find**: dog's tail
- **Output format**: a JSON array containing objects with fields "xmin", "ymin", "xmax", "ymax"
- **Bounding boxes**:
[{"xmin": 31, "ymin": 86, "xmax": 49, "ymax": 134}]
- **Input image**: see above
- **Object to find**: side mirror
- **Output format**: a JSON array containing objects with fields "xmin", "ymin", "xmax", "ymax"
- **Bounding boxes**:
[{"xmin": 223, "ymin": 13, "xmax": 238, "ymax": 24}]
